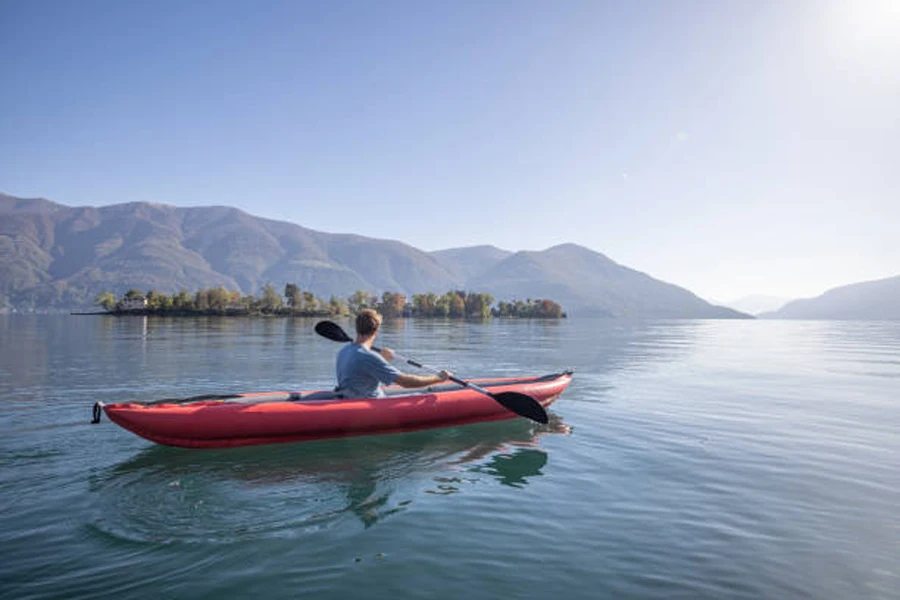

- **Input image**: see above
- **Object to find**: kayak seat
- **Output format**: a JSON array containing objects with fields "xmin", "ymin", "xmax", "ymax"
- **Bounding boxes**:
[{"xmin": 290, "ymin": 390, "xmax": 342, "ymax": 401}]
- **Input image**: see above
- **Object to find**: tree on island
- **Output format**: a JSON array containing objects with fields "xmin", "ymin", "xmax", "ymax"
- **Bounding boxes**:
[
  {"xmin": 302, "ymin": 291, "xmax": 318, "ymax": 313},
  {"xmin": 465, "ymin": 292, "xmax": 494, "ymax": 319},
  {"xmin": 146, "ymin": 290, "xmax": 173, "ymax": 311},
  {"xmin": 173, "ymin": 290, "xmax": 193, "ymax": 310},
  {"xmin": 94, "ymin": 291, "xmax": 117, "ymax": 311},
  {"xmin": 378, "ymin": 291, "xmax": 407, "ymax": 318},
  {"xmin": 412, "ymin": 292, "xmax": 438, "ymax": 317},
  {"xmin": 260, "ymin": 284, "xmax": 283, "ymax": 313},
  {"xmin": 329, "ymin": 295, "xmax": 350, "ymax": 317},
  {"xmin": 348, "ymin": 290, "xmax": 376, "ymax": 314},
  {"xmin": 284, "ymin": 283, "xmax": 301, "ymax": 311}
]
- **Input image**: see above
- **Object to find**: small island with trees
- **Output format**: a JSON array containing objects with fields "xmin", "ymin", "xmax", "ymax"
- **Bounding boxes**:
[{"xmin": 91, "ymin": 285, "xmax": 567, "ymax": 319}]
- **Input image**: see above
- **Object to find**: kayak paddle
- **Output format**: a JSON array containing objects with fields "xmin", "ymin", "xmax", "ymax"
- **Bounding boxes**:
[{"xmin": 314, "ymin": 320, "xmax": 549, "ymax": 424}]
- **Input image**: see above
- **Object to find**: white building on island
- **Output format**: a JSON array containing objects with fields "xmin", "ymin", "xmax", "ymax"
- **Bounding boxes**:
[{"xmin": 119, "ymin": 296, "xmax": 148, "ymax": 311}]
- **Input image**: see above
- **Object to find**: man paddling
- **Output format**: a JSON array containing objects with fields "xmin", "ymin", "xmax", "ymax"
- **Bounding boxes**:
[{"xmin": 336, "ymin": 309, "xmax": 451, "ymax": 398}]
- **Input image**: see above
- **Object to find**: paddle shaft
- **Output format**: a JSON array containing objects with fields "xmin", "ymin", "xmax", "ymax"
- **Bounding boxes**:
[
  {"xmin": 373, "ymin": 345, "xmax": 499, "ymax": 394},
  {"xmin": 371, "ymin": 344, "xmax": 547, "ymax": 422}
]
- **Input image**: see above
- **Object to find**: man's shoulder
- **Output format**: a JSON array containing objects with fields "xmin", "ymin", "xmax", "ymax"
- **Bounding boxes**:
[{"xmin": 341, "ymin": 344, "xmax": 380, "ymax": 361}]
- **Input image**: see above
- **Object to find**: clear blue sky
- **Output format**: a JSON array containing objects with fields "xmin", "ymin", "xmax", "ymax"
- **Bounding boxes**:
[{"xmin": 2, "ymin": 0, "xmax": 897, "ymax": 301}]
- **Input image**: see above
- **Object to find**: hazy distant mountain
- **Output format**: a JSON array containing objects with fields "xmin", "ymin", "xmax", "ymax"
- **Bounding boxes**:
[
  {"xmin": 0, "ymin": 192, "xmax": 749, "ymax": 318},
  {"xmin": 718, "ymin": 295, "xmax": 791, "ymax": 315},
  {"xmin": 430, "ymin": 245, "xmax": 512, "ymax": 281},
  {"xmin": 0, "ymin": 193, "xmax": 460, "ymax": 308},
  {"xmin": 465, "ymin": 243, "xmax": 748, "ymax": 318},
  {"xmin": 760, "ymin": 276, "xmax": 900, "ymax": 320}
]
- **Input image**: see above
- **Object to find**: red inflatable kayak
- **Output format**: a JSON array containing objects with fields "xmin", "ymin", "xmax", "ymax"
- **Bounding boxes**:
[{"xmin": 94, "ymin": 372, "xmax": 573, "ymax": 448}]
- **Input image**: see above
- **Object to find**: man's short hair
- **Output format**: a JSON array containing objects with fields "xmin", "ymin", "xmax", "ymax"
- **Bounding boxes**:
[{"xmin": 356, "ymin": 309, "xmax": 382, "ymax": 336}]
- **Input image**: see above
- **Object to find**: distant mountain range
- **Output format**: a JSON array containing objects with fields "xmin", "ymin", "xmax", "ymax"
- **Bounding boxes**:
[
  {"xmin": 431, "ymin": 245, "xmax": 513, "ymax": 282},
  {"xmin": 456, "ymin": 243, "xmax": 744, "ymax": 318},
  {"xmin": 0, "ymin": 192, "xmax": 747, "ymax": 318},
  {"xmin": 759, "ymin": 276, "xmax": 900, "ymax": 320}
]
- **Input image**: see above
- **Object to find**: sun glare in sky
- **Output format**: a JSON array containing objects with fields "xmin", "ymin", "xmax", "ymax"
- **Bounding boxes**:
[{"xmin": 827, "ymin": 0, "xmax": 900, "ymax": 51}]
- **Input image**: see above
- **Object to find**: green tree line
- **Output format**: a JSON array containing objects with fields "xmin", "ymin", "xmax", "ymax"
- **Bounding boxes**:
[{"xmin": 95, "ymin": 285, "xmax": 566, "ymax": 319}]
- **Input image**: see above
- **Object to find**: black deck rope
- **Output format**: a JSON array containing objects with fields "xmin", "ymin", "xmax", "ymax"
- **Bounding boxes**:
[{"xmin": 142, "ymin": 393, "xmax": 243, "ymax": 406}]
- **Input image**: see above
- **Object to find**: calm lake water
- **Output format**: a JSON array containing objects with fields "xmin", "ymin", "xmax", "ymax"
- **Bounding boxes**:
[{"xmin": 1, "ymin": 315, "xmax": 897, "ymax": 599}]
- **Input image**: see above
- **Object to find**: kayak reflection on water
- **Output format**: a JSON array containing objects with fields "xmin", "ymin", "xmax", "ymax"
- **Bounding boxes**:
[
  {"xmin": 90, "ymin": 414, "xmax": 571, "ymax": 538},
  {"xmin": 331, "ymin": 412, "xmax": 571, "ymax": 525},
  {"xmin": 470, "ymin": 449, "xmax": 549, "ymax": 489}
]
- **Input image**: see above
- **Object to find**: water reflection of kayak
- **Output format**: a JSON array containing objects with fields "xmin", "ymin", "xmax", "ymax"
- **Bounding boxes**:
[
  {"xmin": 108, "ymin": 412, "xmax": 571, "ymax": 487},
  {"xmin": 94, "ymin": 372, "xmax": 573, "ymax": 449},
  {"xmin": 90, "ymin": 416, "xmax": 572, "ymax": 537}
]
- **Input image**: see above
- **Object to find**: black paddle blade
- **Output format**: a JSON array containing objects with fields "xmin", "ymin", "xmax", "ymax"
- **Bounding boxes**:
[
  {"xmin": 490, "ymin": 391, "xmax": 549, "ymax": 424},
  {"xmin": 315, "ymin": 320, "xmax": 353, "ymax": 343}
]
